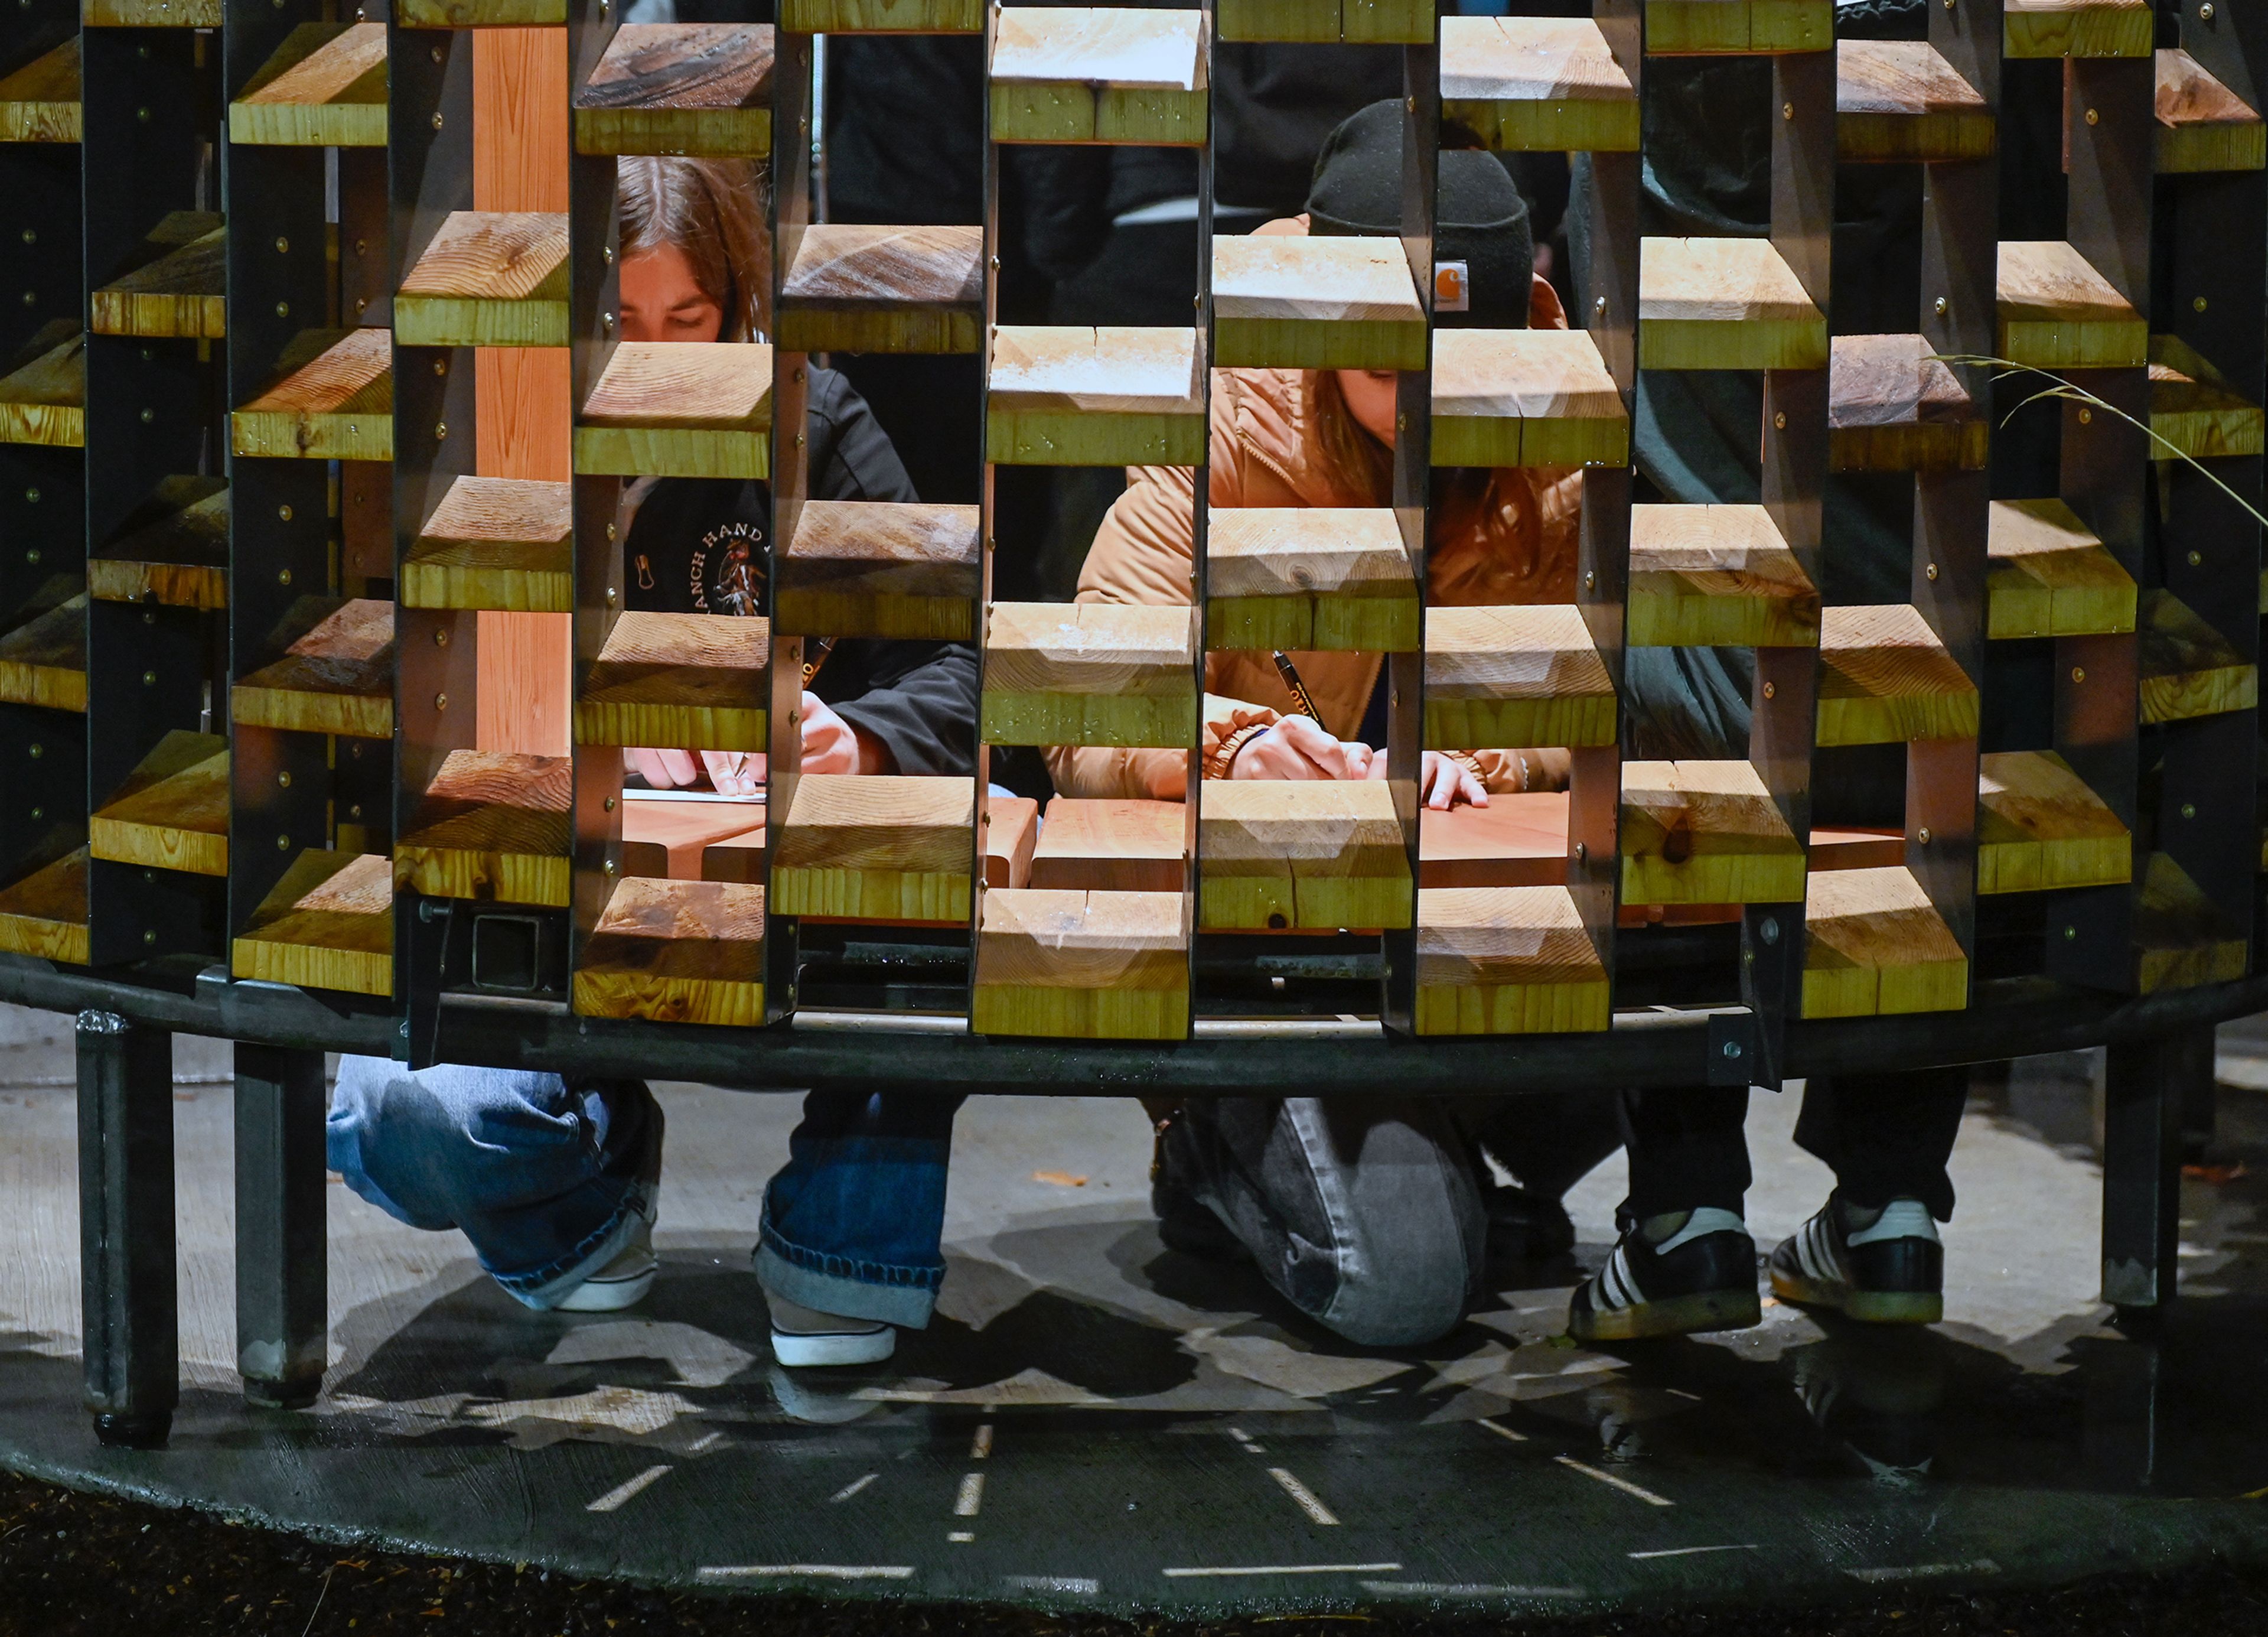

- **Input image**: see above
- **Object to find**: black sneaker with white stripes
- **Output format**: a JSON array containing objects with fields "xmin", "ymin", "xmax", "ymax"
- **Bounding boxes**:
[
  {"xmin": 1768, "ymin": 1195, "xmax": 1943, "ymax": 1324},
  {"xmin": 1567, "ymin": 1208, "xmax": 1761, "ymax": 1342}
]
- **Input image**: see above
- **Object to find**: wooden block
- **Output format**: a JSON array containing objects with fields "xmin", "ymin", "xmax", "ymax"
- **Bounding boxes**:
[
  {"xmin": 395, "ymin": 748, "xmax": 572, "ymax": 907},
  {"xmin": 972, "ymin": 887, "xmax": 1187, "ymax": 1040},
  {"xmin": 574, "ymin": 24, "xmax": 773, "ymax": 158},
  {"xmin": 986, "ymin": 795, "xmax": 1041, "ymax": 889},
  {"xmin": 230, "ymin": 598, "xmax": 396, "ymax": 740},
  {"xmin": 0, "ymin": 327, "xmax": 82, "ymax": 448},
  {"xmin": 1216, "ymin": 0, "xmax": 1340, "ymax": 43},
  {"xmin": 232, "ymin": 328, "xmax": 393, "ymax": 461},
  {"xmin": 1213, "ymin": 236, "xmax": 1427, "ymax": 371},
  {"xmin": 82, "ymin": 0, "xmax": 223, "ymax": 25},
  {"xmin": 0, "ymin": 588, "xmax": 84, "ymax": 712},
  {"xmin": 1199, "ymin": 779, "xmax": 1412, "ymax": 931},
  {"xmin": 573, "ymin": 877, "xmax": 765, "ymax": 1027},
  {"xmin": 2003, "ymin": 0, "xmax": 2153, "ymax": 60},
  {"xmin": 1621, "ymin": 759, "xmax": 1804, "ymax": 906},
  {"xmin": 775, "ymin": 500, "xmax": 979, "ymax": 641},
  {"xmin": 1801, "ymin": 864, "xmax": 1967, "ymax": 1019},
  {"xmin": 90, "ymin": 222, "xmax": 225, "ymax": 340},
  {"xmin": 1205, "ymin": 508, "xmax": 1418, "ymax": 653},
  {"xmin": 1414, "ymin": 884, "xmax": 1608, "ymax": 1036},
  {"xmin": 1420, "ymin": 795, "xmax": 1570, "ymax": 889},
  {"xmin": 1985, "ymin": 497, "xmax": 2137, "ymax": 639},
  {"xmin": 1029, "ymin": 797, "xmax": 1187, "ymax": 893},
  {"xmin": 396, "ymin": 212, "xmax": 569, "ymax": 349},
  {"xmin": 403, "ymin": 476, "xmax": 572, "ymax": 612},
  {"xmin": 1815, "ymin": 603, "xmax": 1978, "ymax": 747},
  {"xmin": 2156, "ymin": 49, "xmax": 2264, "ymax": 174},
  {"xmin": 777, "ymin": 225, "xmax": 983, "ymax": 355},
  {"xmin": 1829, "ymin": 333, "xmax": 1985, "ymax": 473},
  {"xmin": 2149, "ymin": 333, "xmax": 2263, "ymax": 461},
  {"xmin": 0, "ymin": 37, "xmax": 79, "ymax": 144},
  {"xmin": 575, "ymin": 341, "xmax": 772, "ymax": 479},
  {"xmin": 700, "ymin": 825, "xmax": 768, "ymax": 884},
  {"xmin": 1430, "ymin": 327, "xmax": 1628, "ymax": 468},
  {"xmin": 90, "ymin": 730, "xmax": 229, "ymax": 877},
  {"xmin": 1976, "ymin": 748, "xmax": 2129, "ymax": 894},
  {"xmin": 87, "ymin": 477, "xmax": 228, "ymax": 609},
  {"xmin": 982, "ymin": 601, "xmax": 1197, "ymax": 747},
  {"xmin": 392, "ymin": 0, "xmax": 567, "ymax": 25},
  {"xmin": 1645, "ymin": 0, "xmax": 1833, "ymax": 55},
  {"xmin": 1996, "ymin": 242, "xmax": 2148, "ymax": 368},
  {"xmin": 1638, "ymin": 237, "xmax": 1826, "ymax": 370},
  {"xmin": 2137, "ymin": 589, "xmax": 2256, "ymax": 725},
  {"xmin": 228, "ymin": 22, "xmax": 387, "ymax": 148},
  {"xmin": 777, "ymin": 0, "xmax": 982, "ymax": 32},
  {"xmin": 621, "ymin": 796, "xmax": 765, "ymax": 880},
  {"xmin": 1836, "ymin": 40, "xmax": 1994, "ymax": 164},
  {"xmin": 987, "ymin": 326, "xmax": 1204, "ymax": 466},
  {"xmin": 990, "ymin": 8, "xmax": 1208, "ymax": 146},
  {"xmin": 0, "ymin": 849, "xmax": 87, "ymax": 965},
  {"xmin": 231, "ymin": 850, "xmax": 393, "ymax": 997},
  {"xmin": 773, "ymin": 774, "xmax": 973, "ymax": 921},
  {"xmin": 575, "ymin": 610, "xmax": 769, "ymax": 751},
  {"xmin": 2134, "ymin": 850, "xmax": 2247, "ymax": 994},
  {"xmin": 1627, "ymin": 504, "xmax": 1821, "ymax": 647},
  {"xmin": 1439, "ymin": 16, "xmax": 1637, "ymax": 154},
  {"xmin": 1425, "ymin": 603, "xmax": 1617, "ymax": 750},
  {"xmin": 1340, "ymin": 0, "xmax": 1433, "ymax": 44},
  {"xmin": 1811, "ymin": 826, "xmax": 1907, "ymax": 873}
]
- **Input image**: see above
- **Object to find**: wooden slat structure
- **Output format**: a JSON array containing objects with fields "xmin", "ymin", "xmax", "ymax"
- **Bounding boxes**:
[
  {"xmin": 1205, "ymin": 507, "xmax": 1417, "ymax": 653},
  {"xmin": 230, "ymin": 851, "xmax": 393, "ymax": 996},
  {"xmin": 395, "ymin": 211, "xmax": 570, "ymax": 347},
  {"xmin": 989, "ymin": 7, "xmax": 1208, "ymax": 146},
  {"xmin": 1985, "ymin": 497, "xmax": 2137, "ymax": 639},
  {"xmin": 395, "ymin": 749, "xmax": 573, "ymax": 907},
  {"xmin": 773, "ymin": 774, "xmax": 974, "ymax": 921},
  {"xmin": 986, "ymin": 325, "xmax": 1205, "ymax": 466},
  {"xmin": 402, "ymin": 476, "xmax": 575, "ymax": 612},
  {"xmin": 774, "ymin": 500, "xmax": 980, "ymax": 640},
  {"xmin": 87, "ymin": 480, "xmax": 229, "ymax": 609},
  {"xmin": 981, "ymin": 600, "xmax": 1198, "ymax": 747},
  {"xmin": 0, "ymin": 36, "xmax": 79, "ymax": 144},
  {"xmin": 573, "ymin": 611, "xmax": 769, "ymax": 751},
  {"xmin": 777, "ymin": 226, "xmax": 983, "ymax": 355},
  {"xmin": 229, "ymin": 22, "xmax": 387, "ymax": 147},
  {"xmin": 1627, "ymin": 504, "xmax": 1820, "ymax": 648},
  {"xmin": 89, "ymin": 730, "xmax": 230, "ymax": 878},
  {"xmin": 574, "ymin": 24, "xmax": 774, "ymax": 158},
  {"xmin": 574, "ymin": 341, "xmax": 773, "ymax": 478},
  {"xmin": 1430, "ymin": 328, "xmax": 1627, "ymax": 468},
  {"xmin": 232, "ymin": 328, "xmax": 393, "ymax": 462},
  {"xmin": 230, "ymin": 598, "xmax": 396, "ymax": 739},
  {"xmin": 1439, "ymin": 15, "xmax": 1636, "ymax": 154}
]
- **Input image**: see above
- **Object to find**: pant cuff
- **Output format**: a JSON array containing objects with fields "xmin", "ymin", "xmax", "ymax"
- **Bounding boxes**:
[
  {"xmin": 753, "ymin": 1241, "xmax": 937, "ymax": 1330},
  {"xmin": 493, "ymin": 1179, "xmax": 656, "ymax": 1311}
]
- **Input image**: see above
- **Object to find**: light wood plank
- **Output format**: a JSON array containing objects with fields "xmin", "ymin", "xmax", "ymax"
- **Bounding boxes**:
[
  {"xmin": 0, "ymin": 848, "xmax": 88, "ymax": 965},
  {"xmin": 403, "ymin": 475, "xmax": 573, "ymax": 612},
  {"xmin": 231, "ymin": 598, "xmax": 395, "ymax": 740},
  {"xmin": 1815, "ymin": 603, "xmax": 1977, "ymax": 747},
  {"xmin": 1198, "ymin": 778, "xmax": 1412, "ymax": 931},
  {"xmin": 0, "ymin": 37, "xmax": 79, "ymax": 144},
  {"xmin": 1440, "ymin": 16, "xmax": 1637, "ymax": 154},
  {"xmin": 575, "ymin": 610, "xmax": 769, "ymax": 751},
  {"xmin": 1424, "ymin": 603, "xmax": 1616, "ymax": 750},
  {"xmin": 1029, "ymin": 797, "xmax": 1187, "ymax": 893},
  {"xmin": 1646, "ymin": 0, "xmax": 1833, "ymax": 55},
  {"xmin": 573, "ymin": 877, "xmax": 766, "ymax": 1027},
  {"xmin": 621, "ymin": 796, "xmax": 765, "ymax": 880},
  {"xmin": 82, "ymin": 0, "xmax": 223, "ymax": 25},
  {"xmin": 1985, "ymin": 497, "xmax": 2136, "ymax": 639},
  {"xmin": 1829, "ymin": 333, "xmax": 1985, "ymax": 473},
  {"xmin": 777, "ymin": 500, "xmax": 980, "ymax": 641},
  {"xmin": 2137, "ymin": 588, "xmax": 2256, "ymax": 725},
  {"xmin": 773, "ymin": 773, "xmax": 974, "ymax": 921},
  {"xmin": 0, "ymin": 327, "xmax": 82, "ymax": 448},
  {"xmin": 87, "ymin": 478, "xmax": 229, "ymax": 609},
  {"xmin": 1217, "ymin": 0, "xmax": 1432, "ymax": 45},
  {"xmin": 395, "ymin": 749, "xmax": 572, "ymax": 907},
  {"xmin": 1419, "ymin": 795, "xmax": 1570, "ymax": 889},
  {"xmin": 1621, "ymin": 759, "xmax": 1804, "ymax": 906},
  {"xmin": 1802, "ymin": 864, "xmax": 1967, "ymax": 1018},
  {"xmin": 982, "ymin": 600, "xmax": 1197, "ymax": 747},
  {"xmin": 2134, "ymin": 850, "xmax": 2247, "ymax": 993},
  {"xmin": 1205, "ymin": 507, "xmax": 1418, "ymax": 653},
  {"xmin": 396, "ymin": 211, "xmax": 569, "ymax": 349},
  {"xmin": 1976, "ymin": 748, "xmax": 2130, "ymax": 894},
  {"xmin": 1639, "ymin": 236, "xmax": 1826, "ymax": 370},
  {"xmin": 1431, "ymin": 327, "xmax": 1628, "ymax": 468},
  {"xmin": 575, "ymin": 24, "xmax": 773, "ymax": 158},
  {"xmin": 1996, "ymin": 241, "xmax": 2148, "ymax": 368},
  {"xmin": 972, "ymin": 887, "xmax": 1188, "ymax": 1040},
  {"xmin": 1415, "ymin": 883, "xmax": 1608, "ymax": 1036},
  {"xmin": 1836, "ymin": 40, "xmax": 1993, "ymax": 163},
  {"xmin": 2156, "ymin": 48, "xmax": 2264, "ymax": 173},
  {"xmin": 990, "ymin": 7, "xmax": 1208, "ymax": 145},
  {"xmin": 777, "ymin": 226, "xmax": 983, "ymax": 355},
  {"xmin": 89, "ymin": 730, "xmax": 229, "ymax": 877},
  {"xmin": 1627, "ymin": 503, "xmax": 1820, "ymax": 647},
  {"xmin": 229, "ymin": 22, "xmax": 387, "ymax": 148},
  {"xmin": 90, "ymin": 222, "xmax": 225, "ymax": 340},
  {"xmin": 1213, "ymin": 236, "xmax": 1427, "ymax": 371},
  {"xmin": 575, "ymin": 341, "xmax": 773, "ymax": 478},
  {"xmin": 987, "ymin": 325, "xmax": 1204, "ymax": 466},
  {"xmin": 2003, "ymin": 0, "xmax": 2154, "ymax": 60},
  {"xmin": 0, "ymin": 588, "xmax": 84, "ymax": 713},
  {"xmin": 2149, "ymin": 333, "xmax": 2263, "ymax": 461},
  {"xmin": 232, "ymin": 328, "xmax": 393, "ymax": 461},
  {"xmin": 985, "ymin": 795, "xmax": 1040, "ymax": 889},
  {"xmin": 392, "ymin": 0, "xmax": 568, "ymax": 25},
  {"xmin": 231, "ymin": 850, "xmax": 393, "ymax": 997},
  {"xmin": 777, "ymin": 0, "xmax": 983, "ymax": 32}
]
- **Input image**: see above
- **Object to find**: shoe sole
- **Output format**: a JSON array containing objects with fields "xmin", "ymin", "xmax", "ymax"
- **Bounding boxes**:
[
  {"xmin": 1571, "ymin": 1285, "xmax": 1762, "ymax": 1343},
  {"xmin": 1770, "ymin": 1268, "xmax": 1941, "ymax": 1325},
  {"xmin": 772, "ymin": 1327, "xmax": 897, "ymax": 1369},
  {"xmin": 553, "ymin": 1265, "xmax": 657, "ymax": 1313}
]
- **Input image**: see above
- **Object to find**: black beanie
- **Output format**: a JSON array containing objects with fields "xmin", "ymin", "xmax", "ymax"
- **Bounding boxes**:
[{"xmin": 1304, "ymin": 99, "xmax": 1533, "ymax": 331}]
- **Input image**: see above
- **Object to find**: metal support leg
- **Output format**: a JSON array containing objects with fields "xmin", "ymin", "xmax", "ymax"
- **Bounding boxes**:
[
  {"xmin": 75, "ymin": 1009, "xmax": 177, "ymax": 1449},
  {"xmin": 2100, "ymin": 1026, "xmax": 2207, "ymax": 1319},
  {"xmin": 233, "ymin": 1044, "xmax": 328, "ymax": 1411}
]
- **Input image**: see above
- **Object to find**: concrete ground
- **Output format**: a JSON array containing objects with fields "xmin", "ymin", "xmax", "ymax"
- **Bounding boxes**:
[{"xmin": 2, "ymin": 1002, "xmax": 2267, "ymax": 1618}]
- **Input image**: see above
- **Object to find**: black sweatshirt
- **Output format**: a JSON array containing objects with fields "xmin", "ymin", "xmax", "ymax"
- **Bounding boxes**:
[{"xmin": 621, "ymin": 367, "xmax": 979, "ymax": 778}]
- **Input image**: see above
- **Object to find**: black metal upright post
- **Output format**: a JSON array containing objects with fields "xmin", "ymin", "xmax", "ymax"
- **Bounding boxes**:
[
  {"xmin": 75, "ymin": 1006, "xmax": 177, "ymax": 1447},
  {"xmin": 232, "ymin": 1041, "xmax": 327, "ymax": 1410}
]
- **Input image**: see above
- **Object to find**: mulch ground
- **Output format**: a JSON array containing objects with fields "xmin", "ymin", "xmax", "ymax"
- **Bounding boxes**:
[{"xmin": 4, "ymin": 1466, "xmax": 2266, "ymax": 1637}]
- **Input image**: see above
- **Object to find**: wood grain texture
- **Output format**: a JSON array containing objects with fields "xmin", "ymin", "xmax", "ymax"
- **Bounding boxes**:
[
  {"xmin": 2134, "ymin": 850, "xmax": 2247, "ymax": 993},
  {"xmin": 1431, "ymin": 327, "xmax": 1627, "ymax": 468},
  {"xmin": 990, "ymin": 7, "xmax": 1208, "ymax": 145},
  {"xmin": 1984, "ymin": 496, "xmax": 2136, "ymax": 639},
  {"xmin": 0, "ymin": 328, "xmax": 82, "ymax": 448},
  {"xmin": 1205, "ymin": 507, "xmax": 1418, "ymax": 653},
  {"xmin": 1424, "ymin": 603, "xmax": 1617, "ymax": 750},
  {"xmin": 2156, "ymin": 48, "xmax": 2264, "ymax": 173},
  {"xmin": 988, "ymin": 326, "xmax": 1205, "ymax": 466},
  {"xmin": 1814, "ymin": 603, "xmax": 1977, "ymax": 746},
  {"xmin": 1801, "ymin": 864, "xmax": 1967, "ymax": 1018},
  {"xmin": 1216, "ymin": 0, "xmax": 1433, "ymax": 45},
  {"xmin": 700, "ymin": 825, "xmax": 768, "ymax": 883},
  {"xmin": 1414, "ymin": 884, "xmax": 1608, "ymax": 1036},
  {"xmin": 985, "ymin": 796, "xmax": 1041, "ymax": 889},
  {"xmin": 776, "ymin": 500, "xmax": 980, "ymax": 640},
  {"xmin": 90, "ymin": 224, "xmax": 226, "ymax": 340},
  {"xmin": 396, "ymin": 211, "xmax": 570, "ymax": 349},
  {"xmin": 971, "ymin": 887, "xmax": 1188, "ymax": 1040},
  {"xmin": 1213, "ymin": 236, "xmax": 1427, "ymax": 371},
  {"xmin": 2137, "ymin": 589, "xmax": 2256, "ymax": 725},
  {"xmin": 575, "ymin": 341, "xmax": 773, "ymax": 478},
  {"xmin": 230, "ymin": 850, "xmax": 393, "ymax": 997},
  {"xmin": 403, "ymin": 476, "xmax": 573, "ymax": 611},
  {"xmin": 575, "ymin": 24, "xmax": 773, "ymax": 158},
  {"xmin": 87, "ymin": 478, "xmax": 229, "ymax": 609},
  {"xmin": 2149, "ymin": 333, "xmax": 2263, "ymax": 460},
  {"xmin": 777, "ymin": 226, "xmax": 984, "ymax": 354},
  {"xmin": 232, "ymin": 328, "xmax": 393, "ymax": 461},
  {"xmin": 1828, "ymin": 333, "xmax": 1984, "ymax": 473},
  {"xmin": 0, "ymin": 590, "xmax": 85, "ymax": 712},
  {"xmin": 1638, "ymin": 236, "xmax": 1826, "ymax": 370},
  {"xmin": 1996, "ymin": 241, "xmax": 2147, "ymax": 367},
  {"xmin": 773, "ymin": 773, "xmax": 975, "ymax": 921},
  {"xmin": 0, "ymin": 848, "xmax": 87, "ymax": 965},
  {"xmin": 778, "ymin": 0, "xmax": 983, "ymax": 32},
  {"xmin": 1976, "ymin": 748, "xmax": 2130, "ymax": 894},
  {"xmin": 982, "ymin": 600, "xmax": 1198, "ymax": 747},
  {"xmin": 395, "ymin": 748, "xmax": 573, "ymax": 906},
  {"xmin": 231, "ymin": 598, "xmax": 396, "ymax": 740},
  {"xmin": 1620, "ymin": 759, "xmax": 1804, "ymax": 906},
  {"xmin": 1627, "ymin": 504, "xmax": 1820, "ymax": 647},
  {"xmin": 89, "ymin": 730, "xmax": 229, "ymax": 877},
  {"xmin": 1440, "ymin": 15, "xmax": 1637, "ymax": 154},
  {"xmin": 1029, "ymin": 798, "xmax": 1188, "ymax": 893},
  {"xmin": 1198, "ymin": 778, "xmax": 1412, "ymax": 932},
  {"xmin": 573, "ymin": 877, "xmax": 765, "ymax": 1027},
  {"xmin": 395, "ymin": 0, "xmax": 567, "ymax": 25},
  {"xmin": 621, "ymin": 796, "xmax": 765, "ymax": 880},
  {"xmin": 575, "ymin": 610, "xmax": 769, "ymax": 751},
  {"xmin": 229, "ymin": 22, "xmax": 387, "ymax": 148},
  {"xmin": 0, "ymin": 37, "xmax": 79, "ymax": 144},
  {"xmin": 2003, "ymin": 0, "xmax": 2153, "ymax": 60},
  {"xmin": 82, "ymin": 0, "xmax": 223, "ymax": 25},
  {"xmin": 1836, "ymin": 40, "xmax": 1993, "ymax": 163},
  {"xmin": 1645, "ymin": 0, "xmax": 1833, "ymax": 54}
]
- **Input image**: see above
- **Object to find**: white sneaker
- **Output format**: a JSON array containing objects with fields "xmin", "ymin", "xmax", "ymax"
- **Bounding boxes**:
[
  {"xmin": 553, "ymin": 1216, "xmax": 658, "ymax": 1313},
  {"xmin": 768, "ymin": 1293, "xmax": 896, "ymax": 1368}
]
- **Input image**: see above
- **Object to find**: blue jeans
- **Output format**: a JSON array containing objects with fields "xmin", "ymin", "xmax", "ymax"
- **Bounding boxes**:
[
  {"xmin": 754, "ymin": 1088, "xmax": 964, "ymax": 1329},
  {"xmin": 327, "ymin": 1058, "xmax": 663, "ymax": 1310}
]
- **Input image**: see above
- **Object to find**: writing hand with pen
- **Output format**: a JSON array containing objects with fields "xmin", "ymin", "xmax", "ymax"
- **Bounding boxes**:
[{"xmin": 1229, "ymin": 653, "xmax": 1488, "ymax": 811}]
